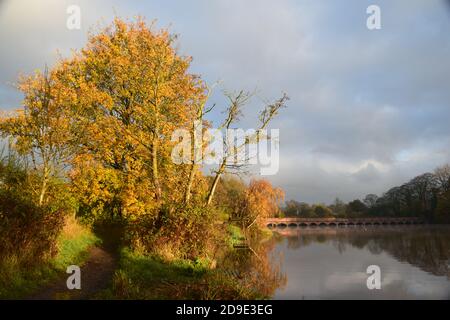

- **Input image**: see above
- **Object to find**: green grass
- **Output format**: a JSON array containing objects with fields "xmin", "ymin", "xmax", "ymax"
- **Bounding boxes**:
[
  {"xmin": 228, "ymin": 223, "xmax": 275, "ymax": 247},
  {"xmin": 52, "ymin": 221, "xmax": 101, "ymax": 270},
  {"xmin": 97, "ymin": 248, "xmax": 210, "ymax": 299},
  {"xmin": 98, "ymin": 245, "xmax": 267, "ymax": 300},
  {"xmin": 82, "ymin": 223, "xmax": 275, "ymax": 300},
  {"xmin": 0, "ymin": 218, "xmax": 100, "ymax": 299},
  {"xmin": 228, "ymin": 224, "xmax": 246, "ymax": 246}
]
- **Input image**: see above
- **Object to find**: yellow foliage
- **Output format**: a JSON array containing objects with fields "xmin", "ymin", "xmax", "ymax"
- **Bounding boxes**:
[{"xmin": 55, "ymin": 17, "xmax": 207, "ymax": 219}]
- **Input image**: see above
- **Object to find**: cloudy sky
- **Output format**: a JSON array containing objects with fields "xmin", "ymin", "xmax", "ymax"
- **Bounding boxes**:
[{"xmin": 1, "ymin": 0, "xmax": 450, "ymax": 203}]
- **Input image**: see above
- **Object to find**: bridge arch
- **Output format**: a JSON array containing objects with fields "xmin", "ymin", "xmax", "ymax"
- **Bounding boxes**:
[{"xmin": 299, "ymin": 223, "xmax": 308, "ymax": 227}]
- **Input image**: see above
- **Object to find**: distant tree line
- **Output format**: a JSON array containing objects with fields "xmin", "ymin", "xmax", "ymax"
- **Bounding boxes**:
[{"xmin": 282, "ymin": 164, "xmax": 450, "ymax": 223}]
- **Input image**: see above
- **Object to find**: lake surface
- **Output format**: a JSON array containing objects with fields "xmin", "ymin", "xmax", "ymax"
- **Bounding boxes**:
[{"xmin": 270, "ymin": 226, "xmax": 450, "ymax": 300}]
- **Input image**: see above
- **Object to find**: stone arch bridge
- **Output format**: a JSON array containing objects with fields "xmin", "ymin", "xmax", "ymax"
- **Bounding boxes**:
[{"xmin": 266, "ymin": 217, "xmax": 424, "ymax": 228}]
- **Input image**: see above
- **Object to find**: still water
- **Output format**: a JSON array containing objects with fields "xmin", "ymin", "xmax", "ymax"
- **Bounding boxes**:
[{"xmin": 270, "ymin": 226, "xmax": 450, "ymax": 299}]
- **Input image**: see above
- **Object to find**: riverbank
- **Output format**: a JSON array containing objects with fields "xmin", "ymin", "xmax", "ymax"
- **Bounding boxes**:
[
  {"xmin": 96, "ymin": 248, "xmax": 240, "ymax": 299},
  {"xmin": 96, "ymin": 224, "xmax": 272, "ymax": 300},
  {"xmin": 1, "ymin": 221, "xmax": 279, "ymax": 300}
]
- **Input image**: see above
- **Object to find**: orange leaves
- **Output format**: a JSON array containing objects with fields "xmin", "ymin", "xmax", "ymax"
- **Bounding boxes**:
[
  {"xmin": 55, "ymin": 17, "xmax": 206, "ymax": 219},
  {"xmin": 241, "ymin": 179, "xmax": 285, "ymax": 227},
  {"xmin": 1, "ymin": 69, "xmax": 72, "ymax": 161},
  {"xmin": 0, "ymin": 69, "xmax": 76, "ymax": 205}
]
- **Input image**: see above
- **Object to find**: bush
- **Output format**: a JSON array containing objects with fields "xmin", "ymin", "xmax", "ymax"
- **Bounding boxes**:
[
  {"xmin": 127, "ymin": 204, "xmax": 221, "ymax": 260},
  {"xmin": 0, "ymin": 189, "xmax": 65, "ymax": 266},
  {"xmin": 0, "ymin": 214, "xmax": 99, "ymax": 299},
  {"xmin": 0, "ymin": 154, "xmax": 68, "ymax": 267}
]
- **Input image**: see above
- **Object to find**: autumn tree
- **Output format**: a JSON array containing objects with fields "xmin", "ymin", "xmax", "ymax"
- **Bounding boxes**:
[
  {"xmin": 184, "ymin": 84, "xmax": 215, "ymax": 204},
  {"xmin": 205, "ymin": 91, "xmax": 251, "ymax": 206},
  {"xmin": 211, "ymin": 175, "xmax": 247, "ymax": 218},
  {"xmin": 55, "ymin": 18, "xmax": 206, "ymax": 219},
  {"xmin": 0, "ymin": 69, "xmax": 72, "ymax": 206},
  {"xmin": 237, "ymin": 179, "xmax": 284, "ymax": 232},
  {"xmin": 206, "ymin": 91, "xmax": 288, "ymax": 206}
]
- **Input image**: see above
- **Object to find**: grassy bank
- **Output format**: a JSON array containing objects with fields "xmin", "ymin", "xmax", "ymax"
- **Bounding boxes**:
[
  {"xmin": 98, "ymin": 248, "xmax": 267, "ymax": 300},
  {"xmin": 96, "ymin": 224, "xmax": 280, "ymax": 300},
  {"xmin": 1, "ymin": 219, "xmax": 279, "ymax": 300},
  {"xmin": 0, "ymin": 217, "xmax": 100, "ymax": 299}
]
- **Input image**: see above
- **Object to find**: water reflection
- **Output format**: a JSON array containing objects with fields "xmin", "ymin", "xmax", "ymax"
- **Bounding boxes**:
[
  {"xmin": 220, "ymin": 237, "xmax": 287, "ymax": 298},
  {"xmin": 269, "ymin": 226, "xmax": 450, "ymax": 299}
]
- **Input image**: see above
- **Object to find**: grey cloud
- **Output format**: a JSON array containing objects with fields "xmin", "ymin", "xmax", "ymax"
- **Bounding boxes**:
[{"xmin": 1, "ymin": 0, "xmax": 449, "ymax": 203}]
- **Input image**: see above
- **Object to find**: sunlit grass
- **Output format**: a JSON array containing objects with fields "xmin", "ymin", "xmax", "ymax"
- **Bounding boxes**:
[
  {"xmin": 53, "ymin": 216, "xmax": 101, "ymax": 269},
  {"xmin": 228, "ymin": 224, "xmax": 245, "ymax": 246},
  {"xmin": 99, "ymin": 240, "xmax": 266, "ymax": 300},
  {"xmin": 0, "ymin": 216, "xmax": 99, "ymax": 299}
]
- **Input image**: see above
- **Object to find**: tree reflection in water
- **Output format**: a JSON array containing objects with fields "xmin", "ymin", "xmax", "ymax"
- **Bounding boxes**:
[
  {"xmin": 277, "ymin": 226, "xmax": 450, "ymax": 278},
  {"xmin": 220, "ymin": 237, "xmax": 287, "ymax": 298}
]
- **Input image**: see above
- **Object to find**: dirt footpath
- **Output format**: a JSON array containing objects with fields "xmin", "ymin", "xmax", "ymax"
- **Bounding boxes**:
[{"xmin": 29, "ymin": 246, "xmax": 116, "ymax": 300}]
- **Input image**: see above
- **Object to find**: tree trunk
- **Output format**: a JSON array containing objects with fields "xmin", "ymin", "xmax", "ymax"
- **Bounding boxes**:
[
  {"xmin": 185, "ymin": 163, "xmax": 196, "ymax": 204},
  {"xmin": 206, "ymin": 162, "xmax": 225, "ymax": 206},
  {"xmin": 152, "ymin": 138, "xmax": 161, "ymax": 201},
  {"xmin": 185, "ymin": 119, "xmax": 202, "ymax": 204},
  {"xmin": 39, "ymin": 167, "xmax": 49, "ymax": 206},
  {"xmin": 152, "ymin": 115, "xmax": 162, "ymax": 201}
]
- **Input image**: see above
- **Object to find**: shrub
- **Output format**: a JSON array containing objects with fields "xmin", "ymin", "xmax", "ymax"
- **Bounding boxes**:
[
  {"xmin": 127, "ymin": 204, "xmax": 221, "ymax": 260},
  {"xmin": 0, "ymin": 189, "xmax": 65, "ymax": 266},
  {"xmin": 0, "ymin": 155, "xmax": 67, "ymax": 266}
]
